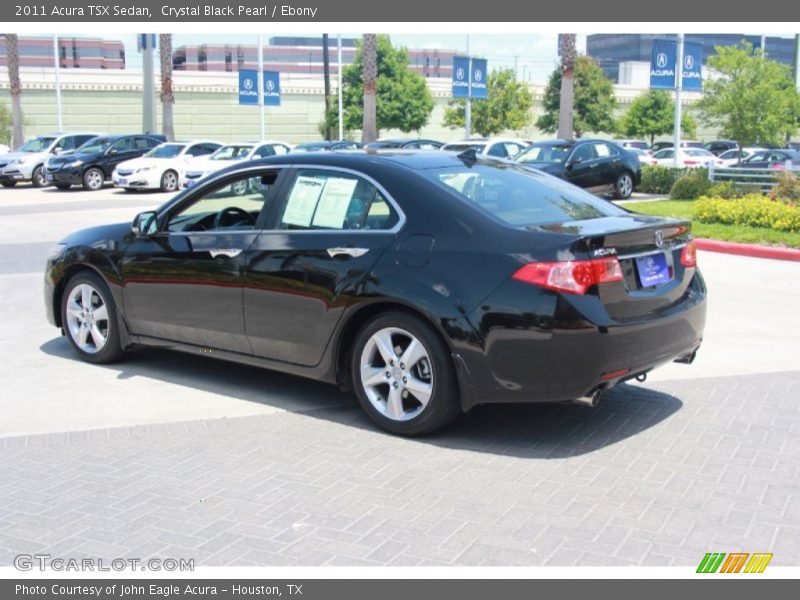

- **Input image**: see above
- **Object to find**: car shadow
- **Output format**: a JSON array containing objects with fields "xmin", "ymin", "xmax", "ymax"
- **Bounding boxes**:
[{"xmin": 39, "ymin": 337, "xmax": 683, "ymax": 459}]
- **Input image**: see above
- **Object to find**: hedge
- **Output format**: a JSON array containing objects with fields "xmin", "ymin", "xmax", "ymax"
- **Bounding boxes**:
[
  {"xmin": 695, "ymin": 195, "xmax": 800, "ymax": 233},
  {"xmin": 640, "ymin": 165, "xmax": 691, "ymax": 194}
]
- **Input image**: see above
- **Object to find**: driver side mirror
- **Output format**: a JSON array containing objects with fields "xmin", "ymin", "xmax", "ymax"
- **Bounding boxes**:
[
  {"xmin": 567, "ymin": 156, "xmax": 582, "ymax": 169},
  {"xmin": 132, "ymin": 211, "xmax": 158, "ymax": 236}
]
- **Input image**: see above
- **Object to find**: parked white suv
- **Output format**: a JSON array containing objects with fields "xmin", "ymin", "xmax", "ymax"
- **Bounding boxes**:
[
  {"xmin": 0, "ymin": 132, "xmax": 102, "ymax": 187},
  {"xmin": 441, "ymin": 138, "xmax": 529, "ymax": 159}
]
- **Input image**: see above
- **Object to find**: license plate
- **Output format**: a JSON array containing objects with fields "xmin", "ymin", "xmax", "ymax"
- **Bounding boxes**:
[
  {"xmin": 119, "ymin": 178, "xmax": 127, "ymax": 186},
  {"xmin": 46, "ymin": 173, "xmax": 53, "ymax": 181},
  {"xmin": 635, "ymin": 252, "xmax": 671, "ymax": 287}
]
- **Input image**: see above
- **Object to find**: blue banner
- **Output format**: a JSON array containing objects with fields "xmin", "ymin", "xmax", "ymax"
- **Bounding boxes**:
[
  {"xmin": 263, "ymin": 70, "xmax": 281, "ymax": 106},
  {"xmin": 452, "ymin": 56, "xmax": 470, "ymax": 98},
  {"xmin": 681, "ymin": 42, "xmax": 703, "ymax": 91},
  {"xmin": 239, "ymin": 69, "xmax": 259, "ymax": 105},
  {"xmin": 471, "ymin": 58, "xmax": 488, "ymax": 99},
  {"xmin": 239, "ymin": 70, "xmax": 281, "ymax": 106},
  {"xmin": 650, "ymin": 39, "xmax": 677, "ymax": 89}
]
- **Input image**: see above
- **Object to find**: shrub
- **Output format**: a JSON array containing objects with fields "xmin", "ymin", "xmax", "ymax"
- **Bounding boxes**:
[
  {"xmin": 769, "ymin": 171, "xmax": 800, "ymax": 206},
  {"xmin": 695, "ymin": 194, "xmax": 800, "ymax": 232},
  {"xmin": 670, "ymin": 169, "xmax": 711, "ymax": 200},
  {"xmin": 705, "ymin": 181, "xmax": 750, "ymax": 199},
  {"xmin": 639, "ymin": 165, "xmax": 688, "ymax": 194}
]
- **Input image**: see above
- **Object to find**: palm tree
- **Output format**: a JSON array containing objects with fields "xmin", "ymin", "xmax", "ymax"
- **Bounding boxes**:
[
  {"xmin": 361, "ymin": 34, "xmax": 378, "ymax": 143},
  {"xmin": 5, "ymin": 34, "xmax": 24, "ymax": 149},
  {"xmin": 159, "ymin": 34, "xmax": 175, "ymax": 141},
  {"xmin": 557, "ymin": 34, "xmax": 577, "ymax": 140}
]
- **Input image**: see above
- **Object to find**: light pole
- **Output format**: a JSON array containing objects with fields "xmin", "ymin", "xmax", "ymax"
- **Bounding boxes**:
[
  {"xmin": 337, "ymin": 34, "xmax": 343, "ymax": 140},
  {"xmin": 257, "ymin": 34, "xmax": 265, "ymax": 141},
  {"xmin": 673, "ymin": 34, "xmax": 684, "ymax": 168},
  {"xmin": 465, "ymin": 34, "xmax": 472, "ymax": 139},
  {"xmin": 53, "ymin": 35, "xmax": 62, "ymax": 131}
]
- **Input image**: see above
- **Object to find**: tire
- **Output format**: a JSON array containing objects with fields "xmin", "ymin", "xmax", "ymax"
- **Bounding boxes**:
[
  {"xmin": 60, "ymin": 271, "xmax": 124, "ymax": 364},
  {"xmin": 82, "ymin": 167, "xmax": 105, "ymax": 191},
  {"xmin": 350, "ymin": 311, "xmax": 461, "ymax": 436},
  {"xmin": 0, "ymin": 181, "xmax": 16, "ymax": 188},
  {"xmin": 31, "ymin": 165, "xmax": 46, "ymax": 188},
  {"xmin": 160, "ymin": 170, "xmax": 179, "ymax": 193},
  {"xmin": 613, "ymin": 171, "xmax": 634, "ymax": 200},
  {"xmin": 55, "ymin": 183, "xmax": 71, "ymax": 190}
]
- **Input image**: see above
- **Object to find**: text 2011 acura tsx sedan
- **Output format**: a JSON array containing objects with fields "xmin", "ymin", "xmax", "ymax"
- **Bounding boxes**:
[{"xmin": 44, "ymin": 151, "xmax": 706, "ymax": 435}]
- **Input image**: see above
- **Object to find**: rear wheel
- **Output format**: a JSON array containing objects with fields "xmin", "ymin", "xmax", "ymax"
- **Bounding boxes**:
[
  {"xmin": 613, "ymin": 171, "xmax": 634, "ymax": 199},
  {"xmin": 82, "ymin": 168, "xmax": 104, "ymax": 191},
  {"xmin": 0, "ymin": 181, "xmax": 16, "ymax": 188},
  {"xmin": 32, "ymin": 165, "xmax": 46, "ymax": 187},
  {"xmin": 61, "ymin": 271, "xmax": 124, "ymax": 364},
  {"xmin": 350, "ymin": 312, "xmax": 461, "ymax": 436},
  {"xmin": 160, "ymin": 169, "xmax": 179, "ymax": 193}
]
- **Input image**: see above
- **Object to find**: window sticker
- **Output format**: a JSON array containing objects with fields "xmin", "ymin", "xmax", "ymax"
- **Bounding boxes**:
[{"xmin": 312, "ymin": 177, "xmax": 359, "ymax": 228}]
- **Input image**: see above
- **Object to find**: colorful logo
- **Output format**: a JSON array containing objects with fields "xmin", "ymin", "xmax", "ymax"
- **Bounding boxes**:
[{"xmin": 697, "ymin": 552, "xmax": 773, "ymax": 573}]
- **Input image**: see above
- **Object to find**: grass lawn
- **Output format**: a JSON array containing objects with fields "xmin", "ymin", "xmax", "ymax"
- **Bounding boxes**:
[{"xmin": 626, "ymin": 199, "xmax": 800, "ymax": 249}]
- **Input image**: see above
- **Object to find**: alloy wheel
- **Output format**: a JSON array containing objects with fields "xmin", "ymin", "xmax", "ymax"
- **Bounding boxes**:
[
  {"xmin": 85, "ymin": 169, "xmax": 104, "ymax": 190},
  {"xmin": 65, "ymin": 283, "xmax": 109, "ymax": 354},
  {"xmin": 617, "ymin": 173, "xmax": 633, "ymax": 198},
  {"xmin": 359, "ymin": 327, "xmax": 434, "ymax": 422},
  {"xmin": 162, "ymin": 170, "xmax": 178, "ymax": 192}
]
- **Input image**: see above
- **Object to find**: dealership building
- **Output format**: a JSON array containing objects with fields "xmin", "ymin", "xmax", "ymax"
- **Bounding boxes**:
[
  {"xmin": 587, "ymin": 34, "xmax": 798, "ymax": 83},
  {"xmin": 0, "ymin": 36, "xmax": 124, "ymax": 69}
]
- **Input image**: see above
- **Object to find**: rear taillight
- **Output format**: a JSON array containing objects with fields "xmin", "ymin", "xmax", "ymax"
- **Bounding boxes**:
[
  {"xmin": 512, "ymin": 257, "xmax": 623, "ymax": 295},
  {"xmin": 680, "ymin": 240, "xmax": 697, "ymax": 268},
  {"xmin": 684, "ymin": 160, "xmax": 700, "ymax": 165}
]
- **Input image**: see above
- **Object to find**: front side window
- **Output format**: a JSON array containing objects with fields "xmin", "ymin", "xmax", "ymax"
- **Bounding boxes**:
[
  {"xmin": 278, "ymin": 169, "xmax": 398, "ymax": 231},
  {"xmin": 516, "ymin": 144, "xmax": 572, "ymax": 164},
  {"xmin": 167, "ymin": 171, "xmax": 278, "ymax": 233},
  {"xmin": 570, "ymin": 144, "xmax": 596, "ymax": 163},
  {"xmin": 210, "ymin": 145, "xmax": 253, "ymax": 161},
  {"xmin": 426, "ymin": 162, "xmax": 627, "ymax": 227}
]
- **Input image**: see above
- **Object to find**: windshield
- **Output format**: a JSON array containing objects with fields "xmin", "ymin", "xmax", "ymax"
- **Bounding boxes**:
[
  {"xmin": 145, "ymin": 144, "xmax": 185, "ymax": 159},
  {"xmin": 210, "ymin": 145, "xmax": 253, "ymax": 160},
  {"xmin": 623, "ymin": 141, "xmax": 649, "ymax": 150},
  {"xmin": 19, "ymin": 137, "xmax": 56, "ymax": 152},
  {"xmin": 718, "ymin": 150, "xmax": 741, "ymax": 159},
  {"xmin": 685, "ymin": 149, "xmax": 714, "ymax": 157},
  {"xmin": 515, "ymin": 144, "xmax": 572, "ymax": 164},
  {"xmin": 77, "ymin": 137, "xmax": 114, "ymax": 154},
  {"xmin": 425, "ymin": 162, "xmax": 627, "ymax": 227}
]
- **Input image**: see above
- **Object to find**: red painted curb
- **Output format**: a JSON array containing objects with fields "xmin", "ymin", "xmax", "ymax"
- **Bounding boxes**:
[{"xmin": 695, "ymin": 238, "xmax": 800, "ymax": 262}]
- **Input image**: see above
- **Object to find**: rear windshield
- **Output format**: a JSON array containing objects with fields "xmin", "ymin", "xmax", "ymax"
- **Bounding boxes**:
[
  {"xmin": 425, "ymin": 162, "xmax": 627, "ymax": 227},
  {"xmin": 211, "ymin": 145, "xmax": 253, "ymax": 160},
  {"xmin": 444, "ymin": 143, "xmax": 486, "ymax": 153}
]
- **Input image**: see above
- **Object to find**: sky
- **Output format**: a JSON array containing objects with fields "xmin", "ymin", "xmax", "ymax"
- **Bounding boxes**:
[{"xmin": 113, "ymin": 33, "xmax": 584, "ymax": 83}]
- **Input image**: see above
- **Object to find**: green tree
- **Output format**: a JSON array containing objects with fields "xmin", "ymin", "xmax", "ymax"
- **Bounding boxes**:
[
  {"xmin": 537, "ymin": 55, "xmax": 617, "ymax": 137},
  {"xmin": 619, "ymin": 89, "xmax": 697, "ymax": 145},
  {"xmin": 0, "ymin": 101, "xmax": 12, "ymax": 146},
  {"xmin": 696, "ymin": 43, "xmax": 800, "ymax": 150},
  {"xmin": 442, "ymin": 68, "xmax": 533, "ymax": 136},
  {"xmin": 322, "ymin": 35, "xmax": 434, "ymax": 136}
]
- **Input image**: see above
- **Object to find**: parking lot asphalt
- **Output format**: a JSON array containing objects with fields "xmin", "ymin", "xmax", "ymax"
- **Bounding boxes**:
[{"xmin": 1, "ymin": 183, "xmax": 798, "ymax": 566}]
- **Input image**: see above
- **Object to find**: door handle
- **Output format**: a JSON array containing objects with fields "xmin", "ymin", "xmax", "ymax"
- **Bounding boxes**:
[
  {"xmin": 327, "ymin": 247, "xmax": 369, "ymax": 258},
  {"xmin": 209, "ymin": 248, "xmax": 243, "ymax": 258}
]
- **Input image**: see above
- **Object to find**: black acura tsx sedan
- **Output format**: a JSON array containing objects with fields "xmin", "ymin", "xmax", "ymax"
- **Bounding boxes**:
[{"xmin": 44, "ymin": 150, "xmax": 706, "ymax": 435}]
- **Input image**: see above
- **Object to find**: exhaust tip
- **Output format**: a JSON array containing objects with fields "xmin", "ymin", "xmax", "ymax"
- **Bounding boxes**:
[{"xmin": 574, "ymin": 390, "xmax": 602, "ymax": 408}]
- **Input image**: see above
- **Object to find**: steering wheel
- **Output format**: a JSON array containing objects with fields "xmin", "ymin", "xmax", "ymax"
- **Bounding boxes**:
[{"xmin": 213, "ymin": 206, "xmax": 256, "ymax": 229}]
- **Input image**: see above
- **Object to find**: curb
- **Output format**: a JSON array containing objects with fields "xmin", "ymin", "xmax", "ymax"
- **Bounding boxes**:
[{"xmin": 695, "ymin": 238, "xmax": 800, "ymax": 262}]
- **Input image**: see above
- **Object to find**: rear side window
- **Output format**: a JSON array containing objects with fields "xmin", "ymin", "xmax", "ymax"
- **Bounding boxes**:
[
  {"xmin": 278, "ymin": 169, "xmax": 398, "ymax": 231},
  {"xmin": 426, "ymin": 162, "xmax": 627, "ymax": 227}
]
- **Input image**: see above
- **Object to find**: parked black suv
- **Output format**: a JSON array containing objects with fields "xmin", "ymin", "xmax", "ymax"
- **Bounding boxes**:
[
  {"xmin": 514, "ymin": 139, "xmax": 642, "ymax": 199},
  {"xmin": 704, "ymin": 140, "xmax": 739, "ymax": 156},
  {"xmin": 45, "ymin": 134, "xmax": 166, "ymax": 190}
]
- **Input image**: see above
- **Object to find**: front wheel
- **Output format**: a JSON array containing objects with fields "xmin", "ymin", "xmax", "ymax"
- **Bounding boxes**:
[
  {"xmin": 351, "ymin": 311, "xmax": 461, "ymax": 436},
  {"xmin": 32, "ymin": 165, "xmax": 46, "ymax": 187},
  {"xmin": 82, "ymin": 167, "xmax": 105, "ymax": 191},
  {"xmin": 160, "ymin": 169, "xmax": 179, "ymax": 193},
  {"xmin": 613, "ymin": 171, "xmax": 634, "ymax": 199},
  {"xmin": 61, "ymin": 271, "xmax": 124, "ymax": 364}
]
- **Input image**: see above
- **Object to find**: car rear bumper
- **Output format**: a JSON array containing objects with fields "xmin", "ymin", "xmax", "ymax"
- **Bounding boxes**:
[{"xmin": 456, "ymin": 271, "xmax": 707, "ymax": 410}]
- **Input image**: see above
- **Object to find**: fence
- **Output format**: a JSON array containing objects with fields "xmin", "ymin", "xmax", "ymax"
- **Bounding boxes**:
[{"xmin": 708, "ymin": 161, "xmax": 794, "ymax": 194}]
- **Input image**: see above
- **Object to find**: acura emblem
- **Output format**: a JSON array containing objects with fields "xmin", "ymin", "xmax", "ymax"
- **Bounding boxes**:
[{"xmin": 654, "ymin": 230, "xmax": 665, "ymax": 248}]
